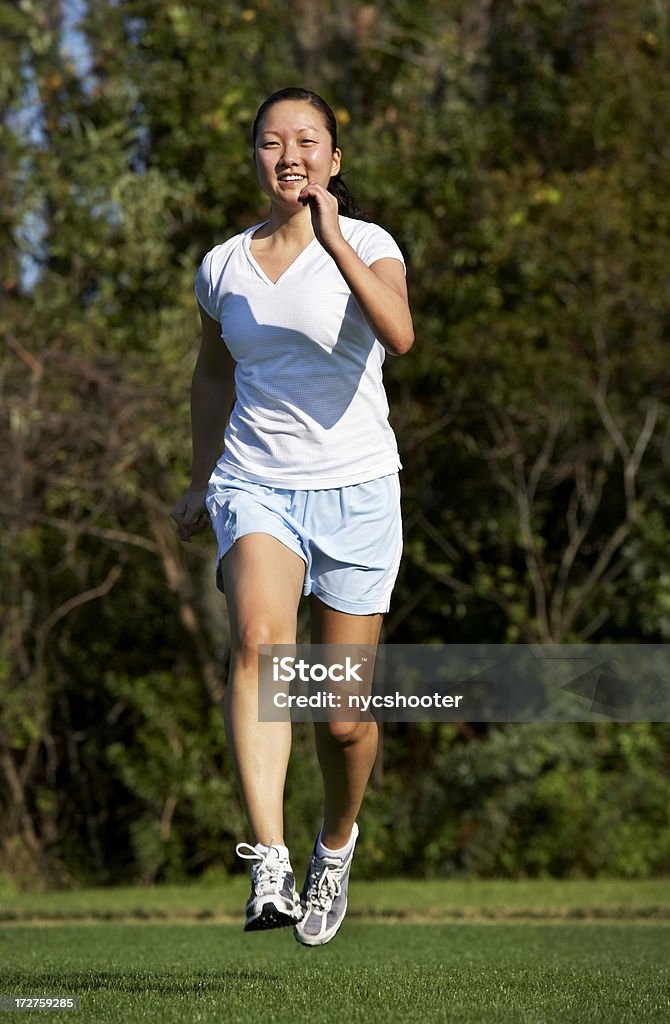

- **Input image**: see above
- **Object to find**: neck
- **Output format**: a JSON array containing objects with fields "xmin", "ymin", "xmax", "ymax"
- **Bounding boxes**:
[{"xmin": 265, "ymin": 202, "xmax": 315, "ymax": 243}]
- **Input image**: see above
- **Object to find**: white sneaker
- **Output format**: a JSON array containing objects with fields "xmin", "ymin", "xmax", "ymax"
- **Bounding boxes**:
[
  {"xmin": 294, "ymin": 823, "xmax": 359, "ymax": 947},
  {"xmin": 236, "ymin": 841, "xmax": 303, "ymax": 931}
]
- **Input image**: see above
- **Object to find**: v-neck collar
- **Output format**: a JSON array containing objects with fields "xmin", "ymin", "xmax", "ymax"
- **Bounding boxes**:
[{"xmin": 244, "ymin": 225, "xmax": 318, "ymax": 287}]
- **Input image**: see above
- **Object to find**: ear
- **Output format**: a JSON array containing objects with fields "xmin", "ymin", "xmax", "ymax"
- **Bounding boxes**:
[{"xmin": 331, "ymin": 147, "xmax": 342, "ymax": 177}]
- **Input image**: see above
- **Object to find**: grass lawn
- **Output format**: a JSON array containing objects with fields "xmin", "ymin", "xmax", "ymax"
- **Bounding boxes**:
[
  {"xmin": 1, "ymin": 880, "xmax": 669, "ymax": 1023},
  {"xmin": 2, "ymin": 877, "xmax": 670, "ymax": 924}
]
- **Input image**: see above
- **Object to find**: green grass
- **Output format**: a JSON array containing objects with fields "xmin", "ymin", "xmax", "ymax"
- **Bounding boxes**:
[
  {"xmin": 2, "ymin": 877, "xmax": 670, "ymax": 922},
  {"xmin": 1, "ymin": 921, "xmax": 669, "ymax": 1023},
  {"xmin": 1, "ymin": 881, "xmax": 669, "ymax": 1023}
]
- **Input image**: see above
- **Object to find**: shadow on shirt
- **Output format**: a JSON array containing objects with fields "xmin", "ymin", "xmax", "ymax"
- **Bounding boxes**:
[{"xmin": 221, "ymin": 293, "xmax": 381, "ymax": 432}]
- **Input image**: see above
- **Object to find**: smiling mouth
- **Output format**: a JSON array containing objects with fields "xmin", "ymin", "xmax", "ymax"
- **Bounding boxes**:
[{"xmin": 278, "ymin": 174, "xmax": 306, "ymax": 184}]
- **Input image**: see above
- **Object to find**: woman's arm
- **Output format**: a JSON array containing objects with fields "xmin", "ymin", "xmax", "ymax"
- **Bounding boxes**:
[
  {"xmin": 189, "ymin": 304, "xmax": 236, "ymax": 487},
  {"xmin": 171, "ymin": 304, "xmax": 235, "ymax": 541},
  {"xmin": 329, "ymin": 247, "xmax": 414, "ymax": 357},
  {"xmin": 299, "ymin": 182, "xmax": 415, "ymax": 356}
]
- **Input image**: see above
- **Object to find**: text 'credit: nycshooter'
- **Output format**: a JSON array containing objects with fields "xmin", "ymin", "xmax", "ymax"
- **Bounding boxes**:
[{"xmin": 257, "ymin": 645, "xmax": 670, "ymax": 722}]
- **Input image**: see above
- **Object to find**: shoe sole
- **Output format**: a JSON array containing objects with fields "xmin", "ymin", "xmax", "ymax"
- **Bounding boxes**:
[{"xmin": 245, "ymin": 903, "xmax": 303, "ymax": 932}]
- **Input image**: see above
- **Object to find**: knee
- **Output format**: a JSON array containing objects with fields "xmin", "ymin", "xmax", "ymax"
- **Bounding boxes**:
[
  {"xmin": 232, "ymin": 620, "xmax": 294, "ymax": 670},
  {"xmin": 318, "ymin": 718, "xmax": 376, "ymax": 748}
]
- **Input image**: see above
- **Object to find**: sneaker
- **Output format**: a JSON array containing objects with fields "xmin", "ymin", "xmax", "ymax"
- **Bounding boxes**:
[
  {"xmin": 236, "ymin": 841, "xmax": 303, "ymax": 931},
  {"xmin": 294, "ymin": 823, "xmax": 359, "ymax": 947}
]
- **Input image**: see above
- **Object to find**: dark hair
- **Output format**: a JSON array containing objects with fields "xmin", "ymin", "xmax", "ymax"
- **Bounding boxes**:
[{"xmin": 252, "ymin": 87, "xmax": 369, "ymax": 221}]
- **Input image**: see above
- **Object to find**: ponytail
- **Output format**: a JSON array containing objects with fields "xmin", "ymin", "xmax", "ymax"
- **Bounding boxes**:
[{"xmin": 328, "ymin": 173, "xmax": 371, "ymax": 222}]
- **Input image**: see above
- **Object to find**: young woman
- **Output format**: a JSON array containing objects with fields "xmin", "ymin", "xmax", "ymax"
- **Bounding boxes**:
[{"xmin": 171, "ymin": 87, "xmax": 413, "ymax": 946}]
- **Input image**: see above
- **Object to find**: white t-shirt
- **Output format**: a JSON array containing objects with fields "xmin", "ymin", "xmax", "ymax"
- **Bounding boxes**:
[{"xmin": 195, "ymin": 216, "xmax": 405, "ymax": 489}]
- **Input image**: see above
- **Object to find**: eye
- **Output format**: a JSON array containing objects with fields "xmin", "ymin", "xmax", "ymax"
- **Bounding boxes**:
[{"xmin": 260, "ymin": 140, "xmax": 279, "ymax": 148}]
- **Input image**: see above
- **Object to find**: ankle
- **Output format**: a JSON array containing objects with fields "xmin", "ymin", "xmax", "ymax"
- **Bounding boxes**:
[
  {"xmin": 255, "ymin": 840, "xmax": 290, "ymax": 861},
  {"xmin": 317, "ymin": 823, "xmax": 357, "ymax": 857}
]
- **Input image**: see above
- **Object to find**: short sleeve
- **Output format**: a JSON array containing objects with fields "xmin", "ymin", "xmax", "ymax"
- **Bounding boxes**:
[
  {"xmin": 350, "ymin": 222, "xmax": 406, "ymax": 273},
  {"xmin": 194, "ymin": 251, "xmax": 218, "ymax": 320}
]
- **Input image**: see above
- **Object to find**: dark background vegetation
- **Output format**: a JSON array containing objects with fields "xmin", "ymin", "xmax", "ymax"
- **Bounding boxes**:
[{"xmin": 1, "ymin": 0, "xmax": 669, "ymax": 887}]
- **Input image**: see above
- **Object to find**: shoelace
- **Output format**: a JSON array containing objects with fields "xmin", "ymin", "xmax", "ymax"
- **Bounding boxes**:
[
  {"xmin": 236, "ymin": 840, "xmax": 284, "ymax": 896},
  {"xmin": 305, "ymin": 860, "xmax": 342, "ymax": 913}
]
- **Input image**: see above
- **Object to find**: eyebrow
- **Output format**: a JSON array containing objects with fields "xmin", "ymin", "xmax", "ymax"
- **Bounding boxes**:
[{"xmin": 260, "ymin": 125, "xmax": 323, "ymax": 136}]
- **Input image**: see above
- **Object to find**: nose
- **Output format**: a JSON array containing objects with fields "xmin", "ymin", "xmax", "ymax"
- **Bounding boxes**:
[{"xmin": 278, "ymin": 140, "xmax": 300, "ymax": 166}]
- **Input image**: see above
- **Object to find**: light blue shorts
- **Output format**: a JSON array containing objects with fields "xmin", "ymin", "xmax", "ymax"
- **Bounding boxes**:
[{"xmin": 205, "ymin": 473, "xmax": 402, "ymax": 615}]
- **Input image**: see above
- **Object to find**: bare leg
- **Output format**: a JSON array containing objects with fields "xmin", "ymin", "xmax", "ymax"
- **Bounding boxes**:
[
  {"xmin": 221, "ymin": 533, "xmax": 305, "ymax": 847},
  {"xmin": 310, "ymin": 598, "xmax": 383, "ymax": 849}
]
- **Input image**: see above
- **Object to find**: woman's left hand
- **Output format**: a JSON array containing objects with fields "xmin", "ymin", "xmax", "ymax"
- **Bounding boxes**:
[{"xmin": 299, "ymin": 181, "xmax": 343, "ymax": 253}]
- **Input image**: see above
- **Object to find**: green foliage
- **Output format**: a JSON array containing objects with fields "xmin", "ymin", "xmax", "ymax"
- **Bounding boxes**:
[
  {"xmin": 368, "ymin": 723, "xmax": 670, "ymax": 879},
  {"xmin": 102, "ymin": 671, "xmax": 242, "ymax": 883}
]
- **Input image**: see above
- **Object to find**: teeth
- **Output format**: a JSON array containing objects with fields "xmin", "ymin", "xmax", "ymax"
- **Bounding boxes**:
[{"xmin": 280, "ymin": 175, "xmax": 304, "ymax": 181}]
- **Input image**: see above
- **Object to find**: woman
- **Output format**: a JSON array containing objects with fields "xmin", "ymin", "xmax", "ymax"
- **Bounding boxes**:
[{"xmin": 171, "ymin": 87, "xmax": 413, "ymax": 946}]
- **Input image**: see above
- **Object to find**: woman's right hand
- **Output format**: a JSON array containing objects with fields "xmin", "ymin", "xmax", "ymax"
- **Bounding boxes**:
[{"xmin": 170, "ymin": 486, "xmax": 210, "ymax": 542}]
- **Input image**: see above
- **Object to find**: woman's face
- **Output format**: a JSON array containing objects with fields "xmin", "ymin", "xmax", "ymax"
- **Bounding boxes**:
[{"xmin": 254, "ymin": 100, "xmax": 341, "ymax": 207}]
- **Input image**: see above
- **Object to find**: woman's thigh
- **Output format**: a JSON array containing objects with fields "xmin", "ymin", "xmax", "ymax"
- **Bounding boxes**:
[
  {"xmin": 221, "ymin": 533, "xmax": 306, "ymax": 651},
  {"xmin": 310, "ymin": 598, "xmax": 384, "ymax": 647}
]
